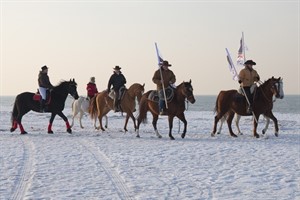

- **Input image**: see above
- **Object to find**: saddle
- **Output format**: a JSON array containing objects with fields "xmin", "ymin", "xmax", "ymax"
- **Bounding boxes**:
[
  {"xmin": 108, "ymin": 86, "xmax": 126, "ymax": 100},
  {"xmin": 33, "ymin": 90, "xmax": 51, "ymax": 104},
  {"xmin": 235, "ymin": 85, "xmax": 258, "ymax": 103},
  {"xmin": 148, "ymin": 87, "xmax": 174, "ymax": 103}
]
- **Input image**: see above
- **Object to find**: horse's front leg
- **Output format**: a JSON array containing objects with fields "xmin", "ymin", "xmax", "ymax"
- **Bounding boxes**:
[
  {"xmin": 235, "ymin": 114, "xmax": 243, "ymax": 135},
  {"xmin": 48, "ymin": 113, "xmax": 56, "ymax": 134},
  {"xmin": 79, "ymin": 110, "xmax": 84, "ymax": 129},
  {"xmin": 124, "ymin": 111, "xmax": 136, "ymax": 132},
  {"xmin": 262, "ymin": 115, "xmax": 270, "ymax": 135},
  {"xmin": 212, "ymin": 113, "xmax": 223, "ymax": 137},
  {"xmin": 253, "ymin": 114, "xmax": 260, "ymax": 138},
  {"xmin": 16, "ymin": 114, "xmax": 27, "ymax": 134},
  {"xmin": 177, "ymin": 113, "xmax": 187, "ymax": 139},
  {"xmin": 152, "ymin": 113, "xmax": 162, "ymax": 138},
  {"xmin": 168, "ymin": 115, "xmax": 175, "ymax": 140},
  {"xmin": 97, "ymin": 115, "xmax": 105, "ymax": 131},
  {"xmin": 124, "ymin": 114, "xmax": 130, "ymax": 132},
  {"xmin": 104, "ymin": 115, "xmax": 108, "ymax": 128},
  {"xmin": 264, "ymin": 112, "xmax": 278, "ymax": 137},
  {"xmin": 57, "ymin": 112, "xmax": 72, "ymax": 134}
]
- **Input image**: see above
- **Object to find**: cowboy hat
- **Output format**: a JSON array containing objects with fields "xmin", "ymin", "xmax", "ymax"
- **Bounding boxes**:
[
  {"xmin": 113, "ymin": 66, "xmax": 121, "ymax": 70},
  {"xmin": 41, "ymin": 65, "xmax": 48, "ymax": 70},
  {"xmin": 244, "ymin": 60, "xmax": 256, "ymax": 65},
  {"xmin": 161, "ymin": 60, "xmax": 172, "ymax": 67}
]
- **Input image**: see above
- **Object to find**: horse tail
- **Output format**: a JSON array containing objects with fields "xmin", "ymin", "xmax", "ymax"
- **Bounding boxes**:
[
  {"xmin": 88, "ymin": 96, "xmax": 97, "ymax": 119},
  {"xmin": 214, "ymin": 92, "xmax": 220, "ymax": 114},
  {"xmin": 137, "ymin": 91, "xmax": 151, "ymax": 124},
  {"xmin": 10, "ymin": 96, "xmax": 19, "ymax": 131}
]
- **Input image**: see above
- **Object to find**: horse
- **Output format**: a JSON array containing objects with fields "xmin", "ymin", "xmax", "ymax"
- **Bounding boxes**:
[
  {"xmin": 89, "ymin": 83, "xmax": 145, "ymax": 132},
  {"xmin": 10, "ymin": 79, "xmax": 79, "ymax": 134},
  {"xmin": 136, "ymin": 80, "xmax": 196, "ymax": 140},
  {"xmin": 70, "ymin": 96, "xmax": 107, "ymax": 129},
  {"xmin": 212, "ymin": 77, "xmax": 284, "ymax": 138}
]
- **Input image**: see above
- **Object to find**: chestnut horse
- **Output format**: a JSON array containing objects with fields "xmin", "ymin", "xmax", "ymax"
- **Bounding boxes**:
[
  {"xmin": 137, "ymin": 80, "xmax": 196, "ymax": 140},
  {"xmin": 89, "ymin": 83, "xmax": 145, "ymax": 132},
  {"xmin": 212, "ymin": 77, "xmax": 284, "ymax": 138}
]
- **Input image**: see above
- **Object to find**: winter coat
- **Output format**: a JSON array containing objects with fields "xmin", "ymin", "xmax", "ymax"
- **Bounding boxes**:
[
  {"xmin": 152, "ymin": 68, "xmax": 176, "ymax": 90},
  {"xmin": 86, "ymin": 82, "xmax": 98, "ymax": 98},
  {"xmin": 107, "ymin": 72, "xmax": 127, "ymax": 91},
  {"xmin": 38, "ymin": 71, "xmax": 54, "ymax": 88},
  {"xmin": 239, "ymin": 67, "xmax": 260, "ymax": 87}
]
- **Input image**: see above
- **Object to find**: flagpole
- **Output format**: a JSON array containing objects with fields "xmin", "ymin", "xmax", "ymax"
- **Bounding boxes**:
[{"xmin": 155, "ymin": 43, "xmax": 168, "ymax": 109}]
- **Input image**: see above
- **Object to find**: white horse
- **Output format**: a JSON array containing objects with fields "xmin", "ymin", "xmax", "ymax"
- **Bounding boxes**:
[{"xmin": 71, "ymin": 96, "xmax": 107, "ymax": 129}]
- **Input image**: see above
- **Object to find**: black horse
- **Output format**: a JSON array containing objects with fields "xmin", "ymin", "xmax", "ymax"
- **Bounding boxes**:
[{"xmin": 10, "ymin": 79, "xmax": 79, "ymax": 134}]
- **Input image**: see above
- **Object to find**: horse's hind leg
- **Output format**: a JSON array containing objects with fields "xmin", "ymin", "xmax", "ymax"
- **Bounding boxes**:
[
  {"xmin": 262, "ymin": 115, "xmax": 270, "ymax": 135},
  {"xmin": 152, "ymin": 114, "xmax": 162, "ymax": 138},
  {"xmin": 226, "ymin": 112, "xmax": 237, "ymax": 137},
  {"xmin": 212, "ymin": 113, "xmax": 223, "ymax": 137},
  {"xmin": 48, "ymin": 113, "xmax": 56, "ymax": 134},
  {"xmin": 124, "ymin": 115, "xmax": 130, "ymax": 132},
  {"xmin": 177, "ymin": 113, "xmax": 187, "ymax": 139},
  {"xmin": 104, "ymin": 115, "xmax": 108, "ymax": 128},
  {"xmin": 264, "ymin": 112, "xmax": 278, "ymax": 137},
  {"xmin": 217, "ymin": 116, "xmax": 226, "ymax": 135},
  {"xmin": 79, "ymin": 110, "xmax": 84, "ymax": 129},
  {"xmin": 168, "ymin": 116, "xmax": 175, "ymax": 140},
  {"xmin": 253, "ymin": 114, "xmax": 260, "ymax": 138},
  {"xmin": 57, "ymin": 112, "xmax": 72, "ymax": 134},
  {"xmin": 235, "ymin": 114, "xmax": 243, "ymax": 135}
]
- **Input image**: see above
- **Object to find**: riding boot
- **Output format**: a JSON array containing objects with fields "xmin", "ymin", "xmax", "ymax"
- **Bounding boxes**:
[{"xmin": 159, "ymin": 100, "xmax": 165, "ymax": 115}]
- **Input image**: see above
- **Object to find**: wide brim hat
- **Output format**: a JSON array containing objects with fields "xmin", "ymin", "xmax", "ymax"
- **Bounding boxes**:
[
  {"xmin": 41, "ymin": 65, "xmax": 48, "ymax": 70},
  {"xmin": 113, "ymin": 66, "xmax": 121, "ymax": 70},
  {"xmin": 244, "ymin": 60, "xmax": 256, "ymax": 65},
  {"xmin": 161, "ymin": 60, "xmax": 172, "ymax": 67}
]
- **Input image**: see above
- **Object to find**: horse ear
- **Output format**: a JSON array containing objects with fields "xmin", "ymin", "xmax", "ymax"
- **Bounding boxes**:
[
  {"xmin": 142, "ymin": 83, "xmax": 145, "ymax": 87},
  {"xmin": 73, "ymin": 78, "xmax": 75, "ymax": 82},
  {"xmin": 189, "ymin": 79, "xmax": 192, "ymax": 84},
  {"xmin": 70, "ymin": 78, "xmax": 72, "ymax": 82}
]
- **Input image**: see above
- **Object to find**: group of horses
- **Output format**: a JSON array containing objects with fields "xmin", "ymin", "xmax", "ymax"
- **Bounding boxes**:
[{"xmin": 10, "ymin": 76, "xmax": 284, "ymax": 139}]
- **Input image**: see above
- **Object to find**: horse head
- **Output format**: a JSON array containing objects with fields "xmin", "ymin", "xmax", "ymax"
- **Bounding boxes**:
[
  {"xmin": 269, "ymin": 77, "xmax": 284, "ymax": 99},
  {"xmin": 179, "ymin": 79, "xmax": 196, "ymax": 104},
  {"xmin": 68, "ymin": 78, "xmax": 79, "ymax": 99},
  {"xmin": 129, "ymin": 83, "xmax": 145, "ymax": 103}
]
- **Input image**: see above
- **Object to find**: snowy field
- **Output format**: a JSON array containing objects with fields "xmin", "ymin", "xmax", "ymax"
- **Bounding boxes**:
[{"xmin": 0, "ymin": 104, "xmax": 299, "ymax": 200}]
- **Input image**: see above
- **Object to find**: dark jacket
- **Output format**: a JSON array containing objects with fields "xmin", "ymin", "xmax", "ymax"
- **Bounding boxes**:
[
  {"xmin": 38, "ymin": 71, "xmax": 54, "ymax": 88},
  {"xmin": 107, "ymin": 72, "xmax": 127, "ymax": 91}
]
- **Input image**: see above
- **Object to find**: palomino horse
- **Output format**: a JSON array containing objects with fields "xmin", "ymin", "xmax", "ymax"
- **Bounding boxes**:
[
  {"xmin": 137, "ymin": 80, "xmax": 196, "ymax": 140},
  {"xmin": 212, "ymin": 77, "xmax": 284, "ymax": 138},
  {"xmin": 89, "ymin": 83, "xmax": 145, "ymax": 132},
  {"xmin": 10, "ymin": 79, "xmax": 79, "ymax": 134},
  {"xmin": 70, "ymin": 96, "xmax": 107, "ymax": 129}
]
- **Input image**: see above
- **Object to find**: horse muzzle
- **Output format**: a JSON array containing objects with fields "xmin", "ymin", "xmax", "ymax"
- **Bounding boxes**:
[{"xmin": 187, "ymin": 96, "xmax": 196, "ymax": 104}]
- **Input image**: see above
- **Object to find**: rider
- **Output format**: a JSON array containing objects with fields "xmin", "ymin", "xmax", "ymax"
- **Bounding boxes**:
[
  {"xmin": 238, "ymin": 60, "xmax": 260, "ymax": 113},
  {"xmin": 86, "ymin": 77, "xmax": 98, "ymax": 99},
  {"xmin": 152, "ymin": 60, "xmax": 176, "ymax": 115},
  {"xmin": 107, "ymin": 66, "xmax": 127, "ymax": 112},
  {"xmin": 38, "ymin": 65, "xmax": 54, "ymax": 112}
]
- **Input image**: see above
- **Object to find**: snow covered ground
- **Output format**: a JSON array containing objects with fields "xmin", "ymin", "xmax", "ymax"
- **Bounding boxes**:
[{"xmin": 0, "ymin": 105, "xmax": 299, "ymax": 199}]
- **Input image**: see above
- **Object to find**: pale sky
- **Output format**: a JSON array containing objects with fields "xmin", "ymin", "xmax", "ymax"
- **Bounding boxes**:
[{"xmin": 1, "ymin": 0, "xmax": 299, "ymax": 96}]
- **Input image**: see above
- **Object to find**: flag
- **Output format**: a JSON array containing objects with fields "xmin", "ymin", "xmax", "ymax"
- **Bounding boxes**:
[
  {"xmin": 237, "ymin": 37, "xmax": 245, "ymax": 66},
  {"xmin": 155, "ymin": 42, "xmax": 164, "ymax": 67},
  {"xmin": 226, "ymin": 48, "xmax": 239, "ymax": 81}
]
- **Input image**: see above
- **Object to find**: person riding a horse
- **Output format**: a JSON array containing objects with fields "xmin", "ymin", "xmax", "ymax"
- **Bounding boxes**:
[
  {"xmin": 86, "ymin": 77, "xmax": 98, "ymax": 99},
  {"xmin": 38, "ymin": 65, "xmax": 54, "ymax": 112},
  {"xmin": 107, "ymin": 65, "xmax": 127, "ymax": 112},
  {"xmin": 152, "ymin": 60, "xmax": 176, "ymax": 115},
  {"xmin": 238, "ymin": 60, "xmax": 260, "ymax": 113}
]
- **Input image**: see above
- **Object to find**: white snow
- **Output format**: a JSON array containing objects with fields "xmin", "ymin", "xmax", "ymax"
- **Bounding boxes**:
[{"xmin": 1, "ymin": 105, "xmax": 299, "ymax": 200}]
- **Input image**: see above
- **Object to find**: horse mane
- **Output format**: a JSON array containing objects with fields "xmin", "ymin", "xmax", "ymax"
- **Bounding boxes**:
[{"xmin": 54, "ymin": 80, "xmax": 77, "ymax": 89}]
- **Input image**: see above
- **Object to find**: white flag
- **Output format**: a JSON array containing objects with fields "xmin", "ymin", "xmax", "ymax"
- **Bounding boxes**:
[
  {"xmin": 226, "ymin": 48, "xmax": 239, "ymax": 81},
  {"xmin": 155, "ymin": 42, "xmax": 164, "ymax": 67}
]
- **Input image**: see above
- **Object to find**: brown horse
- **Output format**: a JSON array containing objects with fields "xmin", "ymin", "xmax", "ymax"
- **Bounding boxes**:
[
  {"xmin": 137, "ymin": 80, "xmax": 196, "ymax": 140},
  {"xmin": 212, "ymin": 77, "xmax": 284, "ymax": 138},
  {"xmin": 89, "ymin": 83, "xmax": 145, "ymax": 132}
]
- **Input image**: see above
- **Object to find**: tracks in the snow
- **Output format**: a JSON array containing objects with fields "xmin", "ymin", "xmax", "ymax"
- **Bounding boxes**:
[
  {"xmin": 10, "ymin": 136, "xmax": 35, "ymax": 200},
  {"xmin": 78, "ymin": 139, "xmax": 134, "ymax": 200}
]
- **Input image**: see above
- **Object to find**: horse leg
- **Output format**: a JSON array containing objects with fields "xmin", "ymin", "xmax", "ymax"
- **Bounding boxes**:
[
  {"xmin": 177, "ymin": 113, "xmax": 187, "ymax": 139},
  {"xmin": 226, "ymin": 112, "xmax": 237, "ymax": 137},
  {"xmin": 124, "ymin": 114, "xmax": 130, "ymax": 132},
  {"xmin": 264, "ymin": 112, "xmax": 278, "ymax": 137},
  {"xmin": 70, "ymin": 106, "xmax": 78, "ymax": 128},
  {"xmin": 262, "ymin": 115, "xmax": 270, "ymax": 135},
  {"xmin": 79, "ymin": 110, "xmax": 84, "ymax": 129},
  {"xmin": 57, "ymin": 112, "xmax": 72, "ymax": 134},
  {"xmin": 168, "ymin": 116, "xmax": 175, "ymax": 140},
  {"xmin": 253, "ymin": 114, "xmax": 260, "ymax": 138},
  {"xmin": 98, "ymin": 115, "xmax": 105, "ymax": 131},
  {"xmin": 235, "ymin": 114, "xmax": 243, "ymax": 135},
  {"xmin": 104, "ymin": 115, "xmax": 108, "ymax": 128},
  {"xmin": 10, "ymin": 119, "xmax": 18, "ymax": 132},
  {"xmin": 217, "ymin": 116, "xmax": 226, "ymax": 135},
  {"xmin": 212, "ymin": 113, "xmax": 223, "ymax": 137},
  {"xmin": 152, "ymin": 114, "xmax": 162, "ymax": 138},
  {"xmin": 48, "ymin": 113, "xmax": 56, "ymax": 134},
  {"xmin": 16, "ymin": 114, "xmax": 27, "ymax": 134}
]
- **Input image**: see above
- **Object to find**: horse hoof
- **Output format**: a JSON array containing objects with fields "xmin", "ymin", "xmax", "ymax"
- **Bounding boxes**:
[
  {"xmin": 262, "ymin": 130, "xmax": 266, "ymax": 134},
  {"xmin": 231, "ymin": 134, "xmax": 238, "ymax": 138},
  {"xmin": 21, "ymin": 131, "xmax": 28, "ymax": 134},
  {"xmin": 124, "ymin": 129, "xmax": 128, "ymax": 132},
  {"xmin": 136, "ymin": 135, "xmax": 140, "ymax": 138},
  {"xmin": 170, "ymin": 136, "xmax": 175, "ymax": 140},
  {"xmin": 216, "ymin": 132, "xmax": 220, "ymax": 135},
  {"xmin": 10, "ymin": 128, "xmax": 16, "ymax": 132},
  {"xmin": 105, "ymin": 125, "xmax": 108, "ymax": 128},
  {"xmin": 275, "ymin": 133, "xmax": 278, "ymax": 137},
  {"xmin": 67, "ymin": 128, "xmax": 72, "ymax": 134},
  {"xmin": 158, "ymin": 135, "xmax": 162, "ymax": 138},
  {"xmin": 239, "ymin": 132, "xmax": 243, "ymax": 135},
  {"xmin": 48, "ymin": 130, "xmax": 54, "ymax": 134},
  {"xmin": 181, "ymin": 133, "xmax": 186, "ymax": 139},
  {"xmin": 254, "ymin": 134, "xmax": 260, "ymax": 138},
  {"xmin": 211, "ymin": 133, "xmax": 215, "ymax": 137},
  {"xmin": 101, "ymin": 128, "xmax": 105, "ymax": 131}
]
